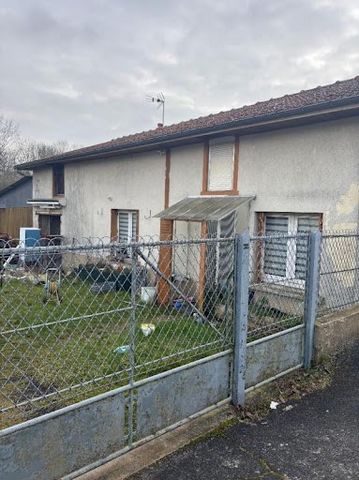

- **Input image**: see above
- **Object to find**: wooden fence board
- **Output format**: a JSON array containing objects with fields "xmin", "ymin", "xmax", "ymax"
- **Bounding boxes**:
[{"xmin": 0, "ymin": 207, "xmax": 33, "ymax": 238}]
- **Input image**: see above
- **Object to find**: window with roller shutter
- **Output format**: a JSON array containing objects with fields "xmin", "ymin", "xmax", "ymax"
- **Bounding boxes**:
[
  {"xmin": 263, "ymin": 213, "xmax": 321, "ymax": 282},
  {"xmin": 117, "ymin": 210, "xmax": 138, "ymax": 257},
  {"xmin": 208, "ymin": 137, "xmax": 235, "ymax": 191}
]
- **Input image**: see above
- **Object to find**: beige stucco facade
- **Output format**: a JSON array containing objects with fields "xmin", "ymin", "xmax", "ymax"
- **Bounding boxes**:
[
  {"xmin": 240, "ymin": 117, "xmax": 359, "ymax": 233},
  {"xmin": 32, "ymin": 116, "xmax": 359, "ymax": 240}
]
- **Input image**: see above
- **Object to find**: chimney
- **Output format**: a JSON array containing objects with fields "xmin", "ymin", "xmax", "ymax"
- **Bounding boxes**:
[{"xmin": 157, "ymin": 122, "xmax": 163, "ymax": 128}]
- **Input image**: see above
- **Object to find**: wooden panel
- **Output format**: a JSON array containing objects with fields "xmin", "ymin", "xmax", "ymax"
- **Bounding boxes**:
[
  {"xmin": 157, "ymin": 219, "xmax": 174, "ymax": 306},
  {"xmin": 164, "ymin": 149, "xmax": 171, "ymax": 209},
  {"xmin": 254, "ymin": 212, "xmax": 265, "ymax": 282},
  {"xmin": 0, "ymin": 207, "xmax": 33, "ymax": 239},
  {"xmin": 110, "ymin": 209, "xmax": 118, "ymax": 241},
  {"xmin": 201, "ymin": 141, "xmax": 209, "ymax": 194},
  {"xmin": 233, "ymin": 135, "xmax": 239, "ymax": 192}
]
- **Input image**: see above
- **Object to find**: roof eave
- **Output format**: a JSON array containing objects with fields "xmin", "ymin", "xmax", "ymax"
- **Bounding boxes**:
[{"xmin": 16, "ymin": 95, "xmax": 359, "ymax": 171}]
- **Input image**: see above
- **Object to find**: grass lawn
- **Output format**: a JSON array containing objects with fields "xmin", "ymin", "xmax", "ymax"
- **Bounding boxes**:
[{"xmin": 0, "ymin": 274, "xmax": 230, "ymax": 428}]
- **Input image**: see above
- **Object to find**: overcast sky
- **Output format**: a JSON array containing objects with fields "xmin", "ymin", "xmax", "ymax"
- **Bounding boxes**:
[{"xmin": 1, "ymin": 0, "xmax": 359, "ymax": 147}]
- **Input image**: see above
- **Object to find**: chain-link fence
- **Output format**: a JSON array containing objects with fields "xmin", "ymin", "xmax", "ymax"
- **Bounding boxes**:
[
  {"xmin": 0, "ymin": 236, "xmax": 234, "ymax": 429},
  {"xmin": 318, "ymin": 232, "xmax": 359, "ymax": 314},
  {"xmin": 248, "ymin": 234, "xmax": 309, "ymax": 340},
  {"xmin": 1, "ymin": 231, "xmax": 358, "ymax": 429}
]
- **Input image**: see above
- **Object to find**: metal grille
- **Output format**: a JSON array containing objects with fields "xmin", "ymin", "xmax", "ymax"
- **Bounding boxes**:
[
  {"xmin": 0, "ymin": 236, "xmax": 234, "ymax": 429},
  {"xmin": 318, "ymin": 232, "xmax": 359, "ymax": 314},
  {"xmin": 248, "ymin": 234, "xmax": 308, "ymax": 340}
]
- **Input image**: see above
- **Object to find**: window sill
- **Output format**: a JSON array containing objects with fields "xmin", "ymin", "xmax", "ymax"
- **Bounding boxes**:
[{"xmin": 201, "ymin": 189, "xmax": 239, "ymax": 196}]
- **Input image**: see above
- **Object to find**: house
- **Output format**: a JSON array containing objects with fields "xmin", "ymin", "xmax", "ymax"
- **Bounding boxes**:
[
  {"xmin": 0, "ymin": 175, "xmax": 32, "ymax": 208},
  {"xmin": 0, "ymin": 175, "xmax": 33, "ymax": 238},
  {"xmin": 16, "ymin": 76, "xmax": 359, "ymax": 294}
]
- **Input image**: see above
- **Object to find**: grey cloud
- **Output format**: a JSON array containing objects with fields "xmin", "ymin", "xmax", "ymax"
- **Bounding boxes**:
[{"xmin": 0, "ymin": 0, "xmax": 358, "ymax": 146}]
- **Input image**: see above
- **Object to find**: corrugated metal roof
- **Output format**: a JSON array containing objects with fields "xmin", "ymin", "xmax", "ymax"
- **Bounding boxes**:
[{"xmin": 154, "ymin": 196, "xmax": 254, "ymax": 221}]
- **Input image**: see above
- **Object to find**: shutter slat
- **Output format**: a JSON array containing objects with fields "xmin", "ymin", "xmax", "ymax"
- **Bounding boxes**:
[
  {"xmin": 264, "ymin": 216, "xmax": 288, "ymax": 277},
  {"xmin": 295, "ymin": 215, "xmax": 320, "ymax": 279},
  {"xmin": 208, "ymin": 140, "xmax": 234, "ymax": 191}
]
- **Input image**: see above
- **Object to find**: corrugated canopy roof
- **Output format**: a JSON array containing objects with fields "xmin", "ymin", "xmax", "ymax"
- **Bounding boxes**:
[{"xmin": 155, "ymin": 196, "xmax": 254, "ymax": 221}]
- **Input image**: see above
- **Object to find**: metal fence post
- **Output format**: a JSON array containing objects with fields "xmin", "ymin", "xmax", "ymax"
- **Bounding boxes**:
[
  {"xmin": 128, "ymin": 247, "xmax": 138, "ymax": 447},
  {"xmin": 232, "ymin": 231, "xmax": 250, "ymax": 407},
  {"xmin": 304, "ymin": 230, "xmax": 321, "ymax": 369}
]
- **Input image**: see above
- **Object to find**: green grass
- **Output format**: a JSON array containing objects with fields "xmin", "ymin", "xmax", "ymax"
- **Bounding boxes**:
[{"xmin": 0, "ymin": 275, "xmax": 229, "ymax": 428}]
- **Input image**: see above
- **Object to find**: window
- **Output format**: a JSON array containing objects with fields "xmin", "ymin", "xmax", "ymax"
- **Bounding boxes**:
[
  {"xmin": 208, "ymin": 137, "xmax": 235, "ymax": 191},
  {"xmin": 53, "ymin": 165, "xmax": 64, "ymax": 196},
  {"xmin": 38, "ymin": 214, "xmax": 61, "ymax": 237},
  {"xmin": 202, "ymin": 136, "xmax": 239, "ymax": 194},
  {"xmin": 263, "ymin": 213, "xmax": 321, "ymax": 281},
  {"xmin": 117, "ymin": 210, "xmax": 138, "ymax": 257}
]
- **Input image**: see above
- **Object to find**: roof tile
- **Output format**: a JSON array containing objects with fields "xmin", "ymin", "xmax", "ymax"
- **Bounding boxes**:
[{"xmin": 18, "ymin": 75, "xmax": 359, "ymax": 169}]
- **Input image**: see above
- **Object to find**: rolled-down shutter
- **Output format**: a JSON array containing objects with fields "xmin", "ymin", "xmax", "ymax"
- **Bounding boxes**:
[
  {"xmin": 264, "ymin": 216, "xmax": 288, "ymax": 277},
  {"xmin": 295, "ymin": 215, "xmax": 321, "ymax": 280},
  {"xmin": 118, "ymin": 212, "xmax": 130, "ymax": 242},
  {"xmin": 208, "ymin": 138, "xmax": 234, "ymax": 191}
]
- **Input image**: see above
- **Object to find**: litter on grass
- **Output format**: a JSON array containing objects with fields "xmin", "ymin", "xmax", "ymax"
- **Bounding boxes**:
[
  {"xmin": 113, "ymin": 345, "xmax": 130, "ymax": 354},
  {"xmin": 270, "ymin": 401, "xmax": 279, "ymax": 410},
  {"xmin": 140, "ymin": 323, "xmax": 156, "ymax": 337}
]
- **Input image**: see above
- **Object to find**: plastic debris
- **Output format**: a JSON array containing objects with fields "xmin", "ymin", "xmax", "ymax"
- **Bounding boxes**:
[
  {"xmin": 113, "ymin": 345, "xmax": 130, "ymax": 354},
  {"xmin": 284, "ymin": 405, "xmax": 294, "ymax": 412},
  {"xmin": 140, "ymin": 323, "xmax": 155, "ymax": 337},
  {"xmin": 270, "ymin": 401, "xmax": 279, "ymax": 410},
  {"xmin": 193, "ymin": 313, "xmax": 205, "ymax": 325}
]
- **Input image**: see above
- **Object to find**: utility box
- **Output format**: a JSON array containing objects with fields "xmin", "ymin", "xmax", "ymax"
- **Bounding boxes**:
[{"xmin": 19, "ymin": 227, "xmax": 41, "ymax": 262}]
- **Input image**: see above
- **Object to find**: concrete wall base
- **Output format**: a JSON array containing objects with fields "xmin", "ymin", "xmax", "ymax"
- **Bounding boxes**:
[{"xmin": 314, "ymin": 306, "xmax": 359, "ymax": 363}]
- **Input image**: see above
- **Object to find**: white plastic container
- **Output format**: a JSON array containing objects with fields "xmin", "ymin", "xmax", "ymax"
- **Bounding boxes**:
[{"xmin": 141, "ymin": 286, "xmax": 156, "ymax": 304}]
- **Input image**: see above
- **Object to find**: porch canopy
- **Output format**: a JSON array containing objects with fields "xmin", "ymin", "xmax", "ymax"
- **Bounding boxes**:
[{"xmin": 155, "ymin": 195, "xmax": 254, "ymax": 222}]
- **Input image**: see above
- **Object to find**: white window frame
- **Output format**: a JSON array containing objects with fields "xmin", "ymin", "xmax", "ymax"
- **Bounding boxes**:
[
  {"xmin": 263, "ymin": 213, "xmax": 320, "ymax": 287},
  {"xmin": 117, "ymin": 210, "xmax": 138, "ymax": 257}
]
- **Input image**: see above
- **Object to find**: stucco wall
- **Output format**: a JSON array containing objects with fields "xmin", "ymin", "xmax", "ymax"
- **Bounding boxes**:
[
  {"xmin": 31, "ymin": 116, "xmax": 359, "ymax": 240},
  {"xmin": 33, "ymin": 168, "xmax": 53, "ymax": 199},
  {"xmin": 238, "ymin": 117, "xmax": 359, "ymax": 232},
  {"xmin": 169, "ymin": 143, "xmax": 203, "ymax": 205},
  {"xmin": 62, "ymin": 151, "xmax": 165, "ymax": 240}
]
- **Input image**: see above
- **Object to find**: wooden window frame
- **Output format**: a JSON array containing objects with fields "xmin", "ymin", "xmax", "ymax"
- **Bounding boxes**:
[
  {"xmin": 38, "ymin": 213, "xmax": 62, "ymax": 238},
  {"xmin": 201, "ymin": 135, "xmax": 239, "ymax": 195},
  {"xmin": 52, "ymin": 165, "xmax": 65, "ymax": 197},
  {"xmin": 110, "ymin": 209, "xmax": 139, "ymax": 242}
]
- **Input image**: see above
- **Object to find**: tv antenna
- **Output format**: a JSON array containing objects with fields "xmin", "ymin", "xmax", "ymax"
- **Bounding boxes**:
[{"xmin": 146, "ymin": 92, "xmax": 165, "ymax": 125}]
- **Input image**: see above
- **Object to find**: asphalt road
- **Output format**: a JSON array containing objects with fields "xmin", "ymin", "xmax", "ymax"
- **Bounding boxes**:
[{"xmin": 131, "ymin": 345, "xmax": 359, "ymax": 480}]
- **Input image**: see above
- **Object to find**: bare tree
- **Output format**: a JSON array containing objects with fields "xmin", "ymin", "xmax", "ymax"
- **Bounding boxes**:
[
  {"xmin": 16, "ymin": 138, "xmax": 75, "ymax": 164},
  {"xmin": 0, "ymin": 115, "xmax": 19, "ymax": 175},
  {"xmin": 0, "ymin": 114, "xmax": 77, "ymax": 189}
]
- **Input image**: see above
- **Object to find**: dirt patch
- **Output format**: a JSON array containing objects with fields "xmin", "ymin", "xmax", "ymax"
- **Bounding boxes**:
[{"xmin": 236, "ymin": 357, "xmax": 335, "ymax": 423}]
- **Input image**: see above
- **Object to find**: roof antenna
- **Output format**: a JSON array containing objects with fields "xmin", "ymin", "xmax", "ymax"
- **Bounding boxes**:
[{"xmin": 146, "ymin": 93, "xmax": 165, "ymax": 127}]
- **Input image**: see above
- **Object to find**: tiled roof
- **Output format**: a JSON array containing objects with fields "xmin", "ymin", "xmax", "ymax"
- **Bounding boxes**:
[{"xmin": 17, "ymin": 75, "xmax": 359, "ymax": 169}]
